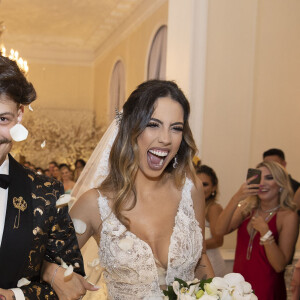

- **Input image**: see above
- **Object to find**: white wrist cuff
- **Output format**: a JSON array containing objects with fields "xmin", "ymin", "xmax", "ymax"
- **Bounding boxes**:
[{"xmin": 10, "ymin": 288, "xmax": 25, "ymax": 300}]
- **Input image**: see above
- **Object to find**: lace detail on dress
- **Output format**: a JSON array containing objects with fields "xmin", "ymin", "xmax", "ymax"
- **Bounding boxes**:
[
  {"xmin": 97, "ymin": 178, "xmax": 203, "ymax": 300},
  {"xmin": 166, "ymin": 179, "xmax": 203, "ymax": 285}
]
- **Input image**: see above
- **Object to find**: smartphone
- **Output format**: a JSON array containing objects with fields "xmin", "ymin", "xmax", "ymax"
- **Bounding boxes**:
[{"xmin": 246, "ymin": 168, "xmax": 261, "ymax": 187}]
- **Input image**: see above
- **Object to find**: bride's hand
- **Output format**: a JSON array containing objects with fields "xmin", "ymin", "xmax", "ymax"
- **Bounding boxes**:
[{"xmin": 42, "ymin": 261, "xmax": 99, "ymax": 300}]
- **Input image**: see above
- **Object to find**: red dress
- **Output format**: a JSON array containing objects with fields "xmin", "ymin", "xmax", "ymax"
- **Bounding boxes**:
[{"xmin": 233, "ymin": 213, "xmax": 286, "ymax": 300}]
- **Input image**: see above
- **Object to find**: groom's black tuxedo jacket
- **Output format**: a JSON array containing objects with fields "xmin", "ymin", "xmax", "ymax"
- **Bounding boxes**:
[{"xmin": 0, "ymin": 155, "xmax": 84, "ymax": 299}]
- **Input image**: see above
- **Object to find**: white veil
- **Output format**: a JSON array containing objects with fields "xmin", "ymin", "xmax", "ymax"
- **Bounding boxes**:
[
  {"xmin": 70, "ymin": 118, "xmax": 119, "ymax": 299},
  {"xmin": 71, "ymin": 118, "xmax": 119, "ymax": 201}
]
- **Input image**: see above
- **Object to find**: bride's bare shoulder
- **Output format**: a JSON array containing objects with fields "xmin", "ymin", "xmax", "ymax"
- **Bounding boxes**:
[
  {"xmin": 79, "ymin": 188, "xmax": 100, "ymax": 200},
  {"xmin": 72, "ymin": 188, "xmax": 100, "ymax": 212}
]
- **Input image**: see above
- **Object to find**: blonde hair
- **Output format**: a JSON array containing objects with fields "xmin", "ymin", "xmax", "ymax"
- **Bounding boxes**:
[
  {"xmin": 242, "ymin": 161, "xmax": 296, "ymax": 216},
  {"xmin": 100, "ymin": 80, "xmax": 197, "ymax": 227}
]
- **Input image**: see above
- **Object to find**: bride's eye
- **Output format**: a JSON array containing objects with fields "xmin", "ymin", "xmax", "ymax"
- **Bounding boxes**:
[
  {"xmin": 147, "ymin": 122, "xmax": 159, "ymax": 128},
  {"xmin": 172, "ymin": 126, "xmax": 183, "ymax": 132}
]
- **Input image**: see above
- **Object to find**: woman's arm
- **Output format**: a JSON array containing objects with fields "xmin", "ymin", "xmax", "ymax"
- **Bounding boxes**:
[
  {"xmin": 294, "ymin": 187, "xmax": 300, "ymax": 211},
  {"xmin": 251, "ymin": 210, "xmax": 299, "ymax": 272},
  {"xmin": 206, "ymin": 203, "xmax": 224, "ymax": 249},
  {"xmin": 215, "ymin": 178, "xmax": 259, "ymax": 236},
  {"xmin": 69, "ymin": 188, "xmax": 102, "ymax": 248},
  {"xmin": 192, "ymin": 177, "xmax": 214, "ymax": 278}
]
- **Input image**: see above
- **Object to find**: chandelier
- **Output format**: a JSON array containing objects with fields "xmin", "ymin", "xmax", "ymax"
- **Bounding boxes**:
[{"xmin": 0, "ymin": 21, "xmax": 29, "ymax": 73}]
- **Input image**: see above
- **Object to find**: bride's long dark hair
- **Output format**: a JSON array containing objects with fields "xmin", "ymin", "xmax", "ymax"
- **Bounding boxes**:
[{"xmin": 100, "ymin": 80, "xmax": 197, "ymax": 227}]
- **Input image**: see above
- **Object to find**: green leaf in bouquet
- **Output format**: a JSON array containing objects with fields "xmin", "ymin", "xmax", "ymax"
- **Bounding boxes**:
[
  {"xmin": 163, "ymin": 285, "xmax": 177, "ymax": 300},
  {"xmin": 188, "ymin": 280, "xmax": 201, "ymax": 288},
  {"xmin": 199, "ymin": 278, "xmax": 213, "ymax": 290}
]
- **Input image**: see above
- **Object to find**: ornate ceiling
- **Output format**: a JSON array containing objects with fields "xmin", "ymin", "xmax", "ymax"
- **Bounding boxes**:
[{"xmin": 0, "ymin": 0, "xmax": 166, "ymax": 63}]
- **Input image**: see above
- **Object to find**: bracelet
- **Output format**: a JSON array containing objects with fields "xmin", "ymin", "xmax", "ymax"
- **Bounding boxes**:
[
  {"xmin": 50, "ymin": 265, "xmax": 61, "ymax": 288},
  {"xmin": 260, "ymin": 235, "xmax": 275, "ymax": 245},
  {"xmin": 260, "ymin": 230, "xmax": 272, "ymax": 242}
]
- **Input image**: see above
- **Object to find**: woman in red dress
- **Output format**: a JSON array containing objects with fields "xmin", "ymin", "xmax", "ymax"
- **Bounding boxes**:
[{"xmin": 216, "ymin": 161, "xmax": 298, "ymax": 300}]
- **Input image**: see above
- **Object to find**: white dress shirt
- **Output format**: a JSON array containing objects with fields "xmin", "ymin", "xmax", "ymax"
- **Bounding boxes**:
[{"xmin": 0, "ymin": 157, "xmax": 25, "ymax": 300}]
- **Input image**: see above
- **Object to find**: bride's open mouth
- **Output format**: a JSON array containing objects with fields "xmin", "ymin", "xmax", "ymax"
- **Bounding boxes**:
[{"xmin": 147, "ymin": 149, "xmax": 169, "ymax": 170}]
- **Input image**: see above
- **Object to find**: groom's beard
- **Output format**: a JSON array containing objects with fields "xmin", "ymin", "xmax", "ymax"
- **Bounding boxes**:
[{"xmin": 0, "ymin": 138, "xmax": 12, "ymax": 163}]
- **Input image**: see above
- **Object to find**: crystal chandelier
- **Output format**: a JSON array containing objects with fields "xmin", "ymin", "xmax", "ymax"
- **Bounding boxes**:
[{"xmin": 0, "ymin": 21, "xmax": 29, "ymax": 73}]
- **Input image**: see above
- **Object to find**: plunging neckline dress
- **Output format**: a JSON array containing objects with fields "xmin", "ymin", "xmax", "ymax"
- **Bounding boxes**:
[
  {"xmin": 97, "ymin": 178, "xmax": 203, "ymax": 299},
  {"xmin": 233, "ymin": 213, "xmax": 286, "ymax": 300}
]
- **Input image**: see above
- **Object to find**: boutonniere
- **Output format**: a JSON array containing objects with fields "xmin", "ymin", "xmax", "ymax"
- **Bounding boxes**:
[{"xmin": 13, "ymin": 196, "xmax": 27, "ymax": 229}]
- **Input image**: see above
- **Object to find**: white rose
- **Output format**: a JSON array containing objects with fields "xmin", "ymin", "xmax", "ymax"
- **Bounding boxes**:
[
  {"xmin": 187, "ymin": 283, "xmax": 200, "ymax": 295},
  {"xmin": 224, "ymin": 273, "xmax": 245, "ymax": 287},
  {"xmin": 199, "ymin": 295, "xmax": 219, "ymax": 300},
  {"xmin": 240, "ymin": 281, "xmax": 252, "ymax": 294},
  {"xmin": 212, "ymin": 277, "xmax": 229, "ymax": 290},
  {"xmin": 219, "ymin": 289, "xmax": 232, "ymax": 300},
  {"xmin": 204, "ymin": 283, "xmax": 218, "ymax": 296},
  {"xmin": 179, "ymin": 295, "xmax": 195, "ymax": 300}
]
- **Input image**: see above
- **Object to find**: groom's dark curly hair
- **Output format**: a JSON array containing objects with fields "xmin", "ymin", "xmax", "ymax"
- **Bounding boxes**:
[{"xmin": 0, "ymin": 54, "xmax": 36, "ymax": 105}]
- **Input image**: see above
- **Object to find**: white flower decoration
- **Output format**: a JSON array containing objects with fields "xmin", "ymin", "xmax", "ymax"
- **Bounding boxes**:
[
  {"xmin": 56, "ymin": 194, "xmax": 75, "ymax": 208},
  {"xmin": 212, "ymin": 277, "xmax": 229, "ymax": 290},
  {"xmin": 10, "ymin": 124, "xmax": 28, "ymax": 142},
  {"xmin": 198, "ymin": 295, "xmax": 218, "ymax": 300},
  {"xmin": 72, "ymin": 218, "xmax": 87, "ymax": 235},
  {"xmin": 17, "ymin": 277, "xmax": 31, "ymax": 287},
  {"xmin": 224, "ymin": 273, "xmax": 245, "ymax": 287},
  {"xmin": 240, "ymin": 281, "xmax": 252, "ymax": 294},
  {"xmin": 60, "ymin": 258, "xmax": 68, "ymax": 269},
  {"xmin": 88, "ymin": 258, "xmax": 100, "ymax": 267},
  {"xmin": 204, "ymin": 283, "xmax": 218, "ymax": 296},
  {"xmin": 64, "ymin": 264, "xmax": 74, "ymax": 279},
  {"xmin": 118, "ymin": 236, "xmax": 134, "ymax": 251}
]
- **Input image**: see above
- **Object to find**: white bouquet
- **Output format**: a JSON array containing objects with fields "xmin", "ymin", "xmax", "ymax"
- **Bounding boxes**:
[{"xmin": 163, "ymin": 273, "xmax": 257, "ymax": 300}]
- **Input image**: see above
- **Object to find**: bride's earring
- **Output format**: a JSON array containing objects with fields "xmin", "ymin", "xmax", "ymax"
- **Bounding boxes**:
[{"xmin": 173, "ymin": 155, "xmax": 178, "ymax": 169}]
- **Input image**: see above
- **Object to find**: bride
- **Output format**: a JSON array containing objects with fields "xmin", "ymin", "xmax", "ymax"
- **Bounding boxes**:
[{"xmin": 44, "ymin": 80, "xmax": 214, "ymax": 299}]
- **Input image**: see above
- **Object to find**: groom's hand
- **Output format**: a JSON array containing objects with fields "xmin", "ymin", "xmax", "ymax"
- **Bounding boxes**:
[
  {"xmin": 42, "ymin": 261, "xmax": 99, "ymax": 300},
  {"xmin": 0, "ymin": 289, "xmax": 15, "ymax": 300},
  {"xmin": 52, "ymin": 268, "xmax": 99, "ymax": 300}
]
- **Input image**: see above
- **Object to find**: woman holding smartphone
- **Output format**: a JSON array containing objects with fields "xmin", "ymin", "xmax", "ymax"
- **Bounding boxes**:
[{"xmin": 216, "ymin": 161, "xmax": 298, "ymax": 300}]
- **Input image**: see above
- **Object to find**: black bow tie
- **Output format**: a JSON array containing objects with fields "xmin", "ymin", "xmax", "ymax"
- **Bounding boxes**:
[{"xmin": 0, "ymin": 174, "xmax": 11, "ymax": 189}]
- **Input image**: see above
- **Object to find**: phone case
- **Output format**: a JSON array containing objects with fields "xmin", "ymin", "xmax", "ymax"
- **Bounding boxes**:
[{"xmin": 246, "ymin": 168, "xmax": 261, "ymax": 185}]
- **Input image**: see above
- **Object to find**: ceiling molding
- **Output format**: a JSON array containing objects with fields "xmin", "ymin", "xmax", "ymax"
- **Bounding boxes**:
[{"xmin": 0, "ymin": 0, "xmax": 163, "ymax": 65}]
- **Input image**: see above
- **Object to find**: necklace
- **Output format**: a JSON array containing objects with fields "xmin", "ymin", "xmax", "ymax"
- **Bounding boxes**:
[
  {"xmin": 259, "ymin": 205, "xmax": 280, "ymax": 213},
  {"xmin": 246, "ymin": 206, "xmax": 280, "ymax": 260}
]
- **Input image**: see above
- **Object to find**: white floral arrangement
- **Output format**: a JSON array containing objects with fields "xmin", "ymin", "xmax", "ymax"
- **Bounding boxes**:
[{"xmin": 163, "ymin": 273, "xmax": 257, "ymax": 300}]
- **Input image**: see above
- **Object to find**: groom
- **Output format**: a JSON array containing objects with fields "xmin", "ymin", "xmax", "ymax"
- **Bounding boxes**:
[{"xmin": 0, "ymin": 55, "xmax": 89, "ymax": 299}]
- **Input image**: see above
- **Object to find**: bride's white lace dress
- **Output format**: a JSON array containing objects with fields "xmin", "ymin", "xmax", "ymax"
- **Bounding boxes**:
[{"xmin": 97, "ymin": 178, "xmax": 203, "ymax": 300}]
